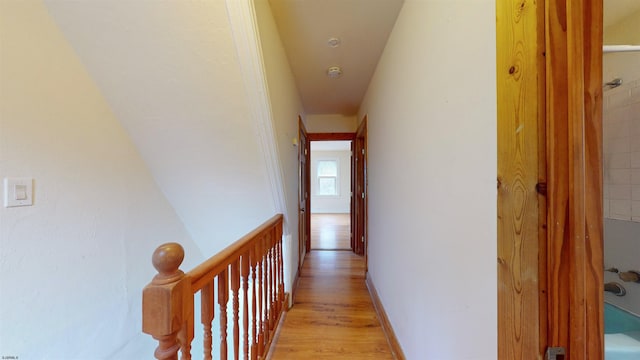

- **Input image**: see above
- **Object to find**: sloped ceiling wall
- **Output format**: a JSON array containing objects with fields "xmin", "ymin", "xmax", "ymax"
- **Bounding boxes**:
[{"xmin": 43, "ymin": 0, "xmax": 277, "ymax": 255}]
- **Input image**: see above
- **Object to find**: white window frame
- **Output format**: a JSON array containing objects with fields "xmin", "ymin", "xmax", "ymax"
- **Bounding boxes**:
[{"xmin": 315, "ymin": 159, "xmax": 339, "ymax": 197}]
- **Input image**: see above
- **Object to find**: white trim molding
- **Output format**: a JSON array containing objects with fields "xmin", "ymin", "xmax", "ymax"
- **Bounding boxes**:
[{"xmin": 225, "ymin": 0, "xmax": 289, "ymax": 234}]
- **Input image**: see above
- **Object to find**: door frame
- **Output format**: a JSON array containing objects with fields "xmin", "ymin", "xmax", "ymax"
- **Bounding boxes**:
[
  {"xmin": 497, "ymin": 0, "xmax": 604, "ymax": 358},
  {"xmin": 298, "ymin": 117, "xmax": 310, "ymax": 274},
  {"xmin": 298, "ymin": 131, "xmax": 356, "ymax": 256},
  {"xmin": 545, "ymin": 1, "xmax": 604, "ymax": 357},
  {"xmin": 354, "ymin": 117, "xmax": 368, "ymax": 269},
  {"xmin": 304, "ymin": 122, "xmax": 367, "ymax": 266}
]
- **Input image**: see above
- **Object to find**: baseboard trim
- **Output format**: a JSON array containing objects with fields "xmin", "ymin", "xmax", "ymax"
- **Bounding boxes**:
[
  {"xmin": 263, "ymin": 298, "xmax": 288, "ymax": 360},
  {"xmin": 366, "ymin": 272, "xmax": 406, "ymax": 360},
  {"xmin": 290, "ymin": 267, "xmax": 300, "ymax": 307}
]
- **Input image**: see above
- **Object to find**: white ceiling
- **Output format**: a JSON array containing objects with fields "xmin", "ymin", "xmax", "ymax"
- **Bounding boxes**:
[
  {"xmin": 268, "ymin": 0, "xmax": 404, "ymax": 116},
  {"xmin": 268, "ymin": 0, "xmax": 639, "ymax": 117}
]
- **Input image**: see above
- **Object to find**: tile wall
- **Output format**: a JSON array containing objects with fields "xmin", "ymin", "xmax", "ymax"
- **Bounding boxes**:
[{"xmin": 603, "ymin": 77, "xmax": 640, "ymax": 222}]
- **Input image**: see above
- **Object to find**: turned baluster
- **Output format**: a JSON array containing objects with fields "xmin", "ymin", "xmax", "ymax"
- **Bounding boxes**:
[
  {"xmin": 179, "ymin": 294, "xmax": 194, "ymax": 360},
  {"xmin": 274, "ymin": 230, "xmax": 280, "ymax": 315},
  {"xmin": 273, "ymin": 229, "xmax": 278, "ymax": 322},
  {"xmin": 263, "ymin": 234, "xmax": 271, "ymax": 345},
  {"xmin": 231, "ymin": 260, "xmax": 241, "ymax": 360},
  {"xmin": 277, "ymin": 226, "xmax": 284, "ymax": 309},
  {"xmin": 257, "ymin": 238, "xmax": 265, "ymax": 355},
  {"xmin": 218, "ymin": 269, "xmax": 229, "ymax": 360},
  {"xmin": 250, "ymin": 247, "xmax": 258, "ymax": 360},
  {"xmin": 241, "ymin": 253, "xmax": 250, "ymax": 360},
  {"xmin": 269, "ymin": 232, "xmax": 276, "ymax": 331},
  {"xmin": 201, "ymin": 282, "xmax": 215, "ymax": 360},
  {"xmin": 142, "ymin": 243, "xmax": 188, "ymax": 360}
]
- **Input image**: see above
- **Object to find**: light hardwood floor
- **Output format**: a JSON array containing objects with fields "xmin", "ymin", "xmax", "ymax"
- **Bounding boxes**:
[
  {"xmin": 267, "ymin": 251, "xmax": 394, "ymax": 359},
  {"xmin": 311, "ymin": 213, "xmax": 351, "ymax": 250}
]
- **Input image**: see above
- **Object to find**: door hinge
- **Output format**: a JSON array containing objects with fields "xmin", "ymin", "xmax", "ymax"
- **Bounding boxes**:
[
  {"xmin": 546, "ymin": 347, "xmax": 565, "ymax": 360},
  {"xmin": 361, "ymin": 236, "xmax": 364, "ymax": 242},
  {"xmin": 361, "ymin": 192, "xmax": 365, "ymax": 199},
  {"xmin": 361, "ymin": 149, "xmax": 365, "ymax": 155}
]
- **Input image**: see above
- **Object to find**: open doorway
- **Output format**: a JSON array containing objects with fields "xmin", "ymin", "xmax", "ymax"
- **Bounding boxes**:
[
  {"xmin": 309, "ymin": 140, "xmax": 352, "ymax": 250},
  {"xmin": 298, "ymin": 124, "xmax": 366, "ymax": 266}
]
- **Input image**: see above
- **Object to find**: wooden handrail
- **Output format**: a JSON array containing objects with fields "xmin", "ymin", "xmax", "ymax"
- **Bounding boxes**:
[
  {"xmin": 142, "ymin": 214, "xmax": 287, "ymax": 360},
  {"xmin": 189, "ymin": 214, "xmax": 283, "ymax": 292}
]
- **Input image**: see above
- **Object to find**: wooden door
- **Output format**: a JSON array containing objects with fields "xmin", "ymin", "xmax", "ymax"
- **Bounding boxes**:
[
  {"xmin": 298, "ymin": 117, "xmax": 310, "ymax": 272},
  {"xmin": 353, "ymin": 118, "xmax": 367, "ymax": 263},
  {"xmin": 350, "ymin": 140, "xmax": 355, "ymax": 251}
]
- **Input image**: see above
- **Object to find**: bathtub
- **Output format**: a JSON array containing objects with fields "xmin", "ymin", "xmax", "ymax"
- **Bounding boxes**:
[{"xmin": 605, "ymin": 302, "xmax": 640, "ymax": 360}]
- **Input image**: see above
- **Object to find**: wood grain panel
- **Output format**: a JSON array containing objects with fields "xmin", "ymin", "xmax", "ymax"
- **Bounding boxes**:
[
  {"xmin": 582, "ymin": 1, "xmax": 604, "ymax": 357},
  {"xmin": 545, "ymin": 0, "xmax": 604, "ymax": 358},
  {"xmin": 497, "ymin": 0, "xmax": 545, "ymax": 358}
]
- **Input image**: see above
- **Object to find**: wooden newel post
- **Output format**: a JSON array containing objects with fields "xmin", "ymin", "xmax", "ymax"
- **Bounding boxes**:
[{"xmin": 143, "ymin": 243, "xmax": 188, "ymax": 360}]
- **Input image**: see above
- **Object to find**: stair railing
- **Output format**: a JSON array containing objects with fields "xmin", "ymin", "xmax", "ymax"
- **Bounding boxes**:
[{"xmin": 142, "ymin": 214, "xmax": 286, "ymax": 360}]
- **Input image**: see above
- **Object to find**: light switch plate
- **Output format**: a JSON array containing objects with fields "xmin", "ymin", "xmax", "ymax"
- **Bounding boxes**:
[{"xmin": 4, "ymin": 178, "xmax": 34, "ymax": 207}]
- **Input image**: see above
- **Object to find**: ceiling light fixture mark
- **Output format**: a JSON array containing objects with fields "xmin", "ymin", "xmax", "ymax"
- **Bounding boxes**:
[
  {"xmin": 327, "ymin": 66, "xmax": 343, "ymax": 79},
  {"xmin": 327, "ymin": 37, "xmax": 341, "ymax": 48}
]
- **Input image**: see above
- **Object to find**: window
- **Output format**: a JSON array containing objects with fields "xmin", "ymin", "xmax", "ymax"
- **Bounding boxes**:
[{"xmin": 317, "ymin": 160, "xmax": 338, "ymax": 196}]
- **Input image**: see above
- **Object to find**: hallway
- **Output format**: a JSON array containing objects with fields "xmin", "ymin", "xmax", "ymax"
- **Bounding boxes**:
[{"xmin": 268, "ymin": 251, "xmax": 394, "ymax": 359}]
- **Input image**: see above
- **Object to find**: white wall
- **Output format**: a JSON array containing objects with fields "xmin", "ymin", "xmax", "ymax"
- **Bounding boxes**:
[
  {"xmin": 604, "ymin": 8, "xmax": 640, "ymax": 47},
  {"xmin": 602, "ymin": 9, "xmax": 640, "ymax": 315},
  {"xmin": 253, "ymin": 0, "xmax": 305, "ymax": 292},
  {"xmin": 310, "ymin": 150, "xmax": 351, "ymax": 213},
  {"xmin": 358, "ymin": 1, "xmax": 497, "ymax": 359},
  {"xmin": 42, "ymin": 0, "xmax": 277, "ymax": 258},
  {"xmin": 0, "ymin": 1, "xmax": 204, "ymax": 358},
  {"xmin": 305, "ymin": 114, "xmax": 358, "ymax": 133}
]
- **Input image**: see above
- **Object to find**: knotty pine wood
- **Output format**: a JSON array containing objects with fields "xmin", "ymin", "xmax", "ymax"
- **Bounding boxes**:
[
  {"xmin": 496, "ymin": 0, "xmax": 545, "ymax": 358},
  {"xmin": 580, "ymin": 2, "xmax": 605, "ymax": 358},
  {"xmin": 267, "ymin": 251, "xmax": 394, "ymax": 359},
  {"xmin": 545, "ymin": 0, "xmax": 604, "ymax": 358},
  {"xmin": 311, "ymin": 213, "xmax": 351, "ymax": 250}
]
